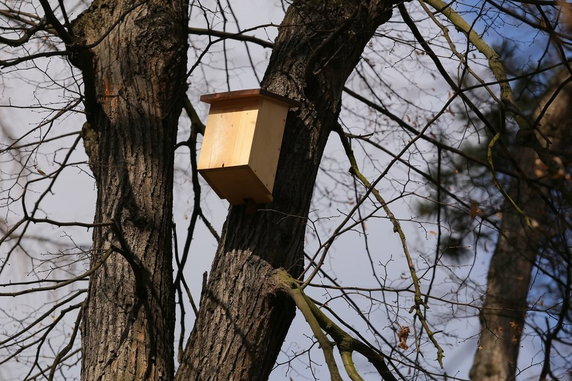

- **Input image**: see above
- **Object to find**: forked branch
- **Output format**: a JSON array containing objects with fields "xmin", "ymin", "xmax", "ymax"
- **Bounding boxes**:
[
  {"xmin": 275, "ymin": 269, "xmax": 397, "ymax": 381},
  {"xmin": 332, "ymin": 123, "xmax": 445, "ymax": 367}
]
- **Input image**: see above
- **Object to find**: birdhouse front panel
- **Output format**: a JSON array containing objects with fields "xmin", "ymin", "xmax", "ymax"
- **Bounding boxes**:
[
  {"xmin": 197, "ymin": 89, "xmax": 297, "ymax": 205},
  {"xmin": 198, "ymin": 99, "xmax": 260, "ymax": 170}
]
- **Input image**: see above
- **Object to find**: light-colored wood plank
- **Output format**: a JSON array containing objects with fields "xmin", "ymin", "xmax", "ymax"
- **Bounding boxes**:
[
  {"xmin": 199, "ymin": 165, "xmax": 272, "ymax": 205},
  {"xmin": 249, "ymin": 98, "xmax": 289, "ymax": 192},
  {"xmin": 197, "ymin": 88, "xmax": 297, "ymax": 205},
  {"xmin": 197, "ymin": 100, "xmax": 259, "ymax": 170}
]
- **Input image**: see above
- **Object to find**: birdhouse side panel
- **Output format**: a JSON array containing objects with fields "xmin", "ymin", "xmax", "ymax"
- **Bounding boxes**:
[
  {"xmin": 248, "ymin": 99, "xmax": 289, "ymax": 193},
  {"xmin": 197, "ymin": 102, "xmax": 259, "ymax": 170}
]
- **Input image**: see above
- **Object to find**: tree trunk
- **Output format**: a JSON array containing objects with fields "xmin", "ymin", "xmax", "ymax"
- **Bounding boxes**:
[
  {"xmin": 469, "ymin": 177, "xmax": 543, "ymax": 381},
  {"xmin": 70, "ymin": 1, "xmax": 188, "ymax": 380},
  {"xmin": 470, "ymin": 72, "xmax": 572, "ymax": 380},
  {"xmin": 175, "ymin": 2, "xmax": 393, "ymax": 380}
]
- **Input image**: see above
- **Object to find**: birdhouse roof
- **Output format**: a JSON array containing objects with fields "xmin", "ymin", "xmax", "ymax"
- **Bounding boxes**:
[{"xmin": 200, "ymin": 88, "xmax": 299, "ymax": 107}]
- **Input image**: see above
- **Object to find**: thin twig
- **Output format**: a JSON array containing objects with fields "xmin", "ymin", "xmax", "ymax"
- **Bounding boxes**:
[{"xmin": 332, "ymin": 123, "xmax": 445, "ymax": 367}]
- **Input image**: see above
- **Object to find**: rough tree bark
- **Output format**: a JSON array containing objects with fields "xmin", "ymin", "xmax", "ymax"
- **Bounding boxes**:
[
  {"xmin": 69, "ymin": 0, "xmax": 188, "ymax": 380},
  {"xmin": 470, "ymin": 72, "xmax": 572, "ymax": 380},
  {"xmin": 175, "ymin": 1, "xmax": 394, "ymax": 380}
]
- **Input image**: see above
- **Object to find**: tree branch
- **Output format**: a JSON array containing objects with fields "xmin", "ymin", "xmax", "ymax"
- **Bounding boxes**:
[
  {"xmin": 188, "ymin": 25, "xmax": 275, "ymax": 49},
  {"xmin": 332, "ymin": 122, "xmax": 445, "ymax": 367},
  {"xmin": 275, "ymin": 269, "xmax": 398, "ymax": 381},
  {"xmin": 275, "ymin": 269, "xmax": 343, "ymax": 381}
]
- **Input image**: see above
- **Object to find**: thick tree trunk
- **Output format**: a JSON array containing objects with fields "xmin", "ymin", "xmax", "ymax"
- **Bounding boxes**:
[
  {"xmin": 70, "ymin": 1, "xmax": 188, "ymax": 380},
  {"xmin": 175, "ymin": 2, "xmax": 393, "ymax": 380},
  {"xmin": 470, "ymin": 72, "xmax": 572, "ymax": 380}
]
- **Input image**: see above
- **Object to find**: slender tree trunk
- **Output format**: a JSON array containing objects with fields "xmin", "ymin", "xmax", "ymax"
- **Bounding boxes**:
[
  {"xmin": 469, "ymin": 176, "xmax": 543, "ymax": 381},
  {"xmin": 470, "ymin": 72, "xmax": 572, "ymax": 380},
  {"xmin": 70, "ymin": 1, "xmax": 188, "ymax": 380},
  {"xmin": 175, "ymin": 2, "xmax": 393, "ymax": 380}
]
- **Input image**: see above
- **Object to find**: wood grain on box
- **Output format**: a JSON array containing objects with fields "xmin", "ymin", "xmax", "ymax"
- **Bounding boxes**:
[{"xmin": 198, "ymin": 89, "xmax": 298, "ymax": 205}]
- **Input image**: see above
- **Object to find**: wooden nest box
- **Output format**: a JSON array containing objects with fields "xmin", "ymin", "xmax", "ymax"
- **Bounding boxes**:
[{"xmin": 198, "ymin": 89, "xmax": 298, "ymax": 205}]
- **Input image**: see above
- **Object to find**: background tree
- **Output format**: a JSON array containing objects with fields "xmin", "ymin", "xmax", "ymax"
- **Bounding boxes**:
[
  {"xmin": 416, "ymin": 43, "xmax": 572, "ymax": 380},
  {"xmin": 469, "ymin": 68, "xmax": 572, "ymax": 381},
  {"xmin": 416, "ymin": 40, "xmax": 572, "ymax": 379},
  {"xmin": 1, "ymin": 1, "xmax": 571, "ymax": 381}
]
